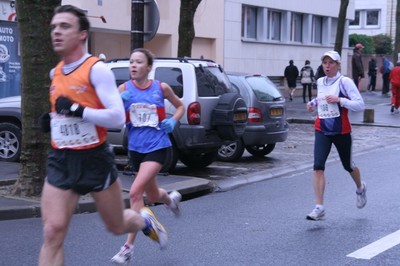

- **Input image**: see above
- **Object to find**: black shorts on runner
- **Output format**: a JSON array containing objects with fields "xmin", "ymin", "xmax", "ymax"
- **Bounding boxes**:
[
  {"xmin": 129, "ymin": 148, "xmax": 167, "ymax": 172},
  {"xmin": 46, "ymin": 142, "xmax": 118, "ymax": 195}
]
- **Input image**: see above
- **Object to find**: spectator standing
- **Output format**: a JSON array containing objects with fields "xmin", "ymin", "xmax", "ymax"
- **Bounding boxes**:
[
  {"xmin": 381, "ymin": 56, "xmax": 392, "ymax": 96},
  {"xmin": 300, "ymin": 60, "xmax": 314, "ymax": 103},
  {"xmin": 351, "ymin": 43, "xmax": 365, "ymax": 89},
  {"xmin": 367, "ymin": 55, "xmax": 377, "ymax": 91},
  {"xmin": 389, "ymin": 61, "xmax": 400, "ymax": 114},
  {"xmin": 284, "ymin": 60, "xmax": 299, "ymax": 101},
  {"xmin": 305, "ymin": 51, "xmax": 367, "ymax": 221},
  {"xmin": 313, "ymin": 64, "xmax": 326, "ymax": 90}
]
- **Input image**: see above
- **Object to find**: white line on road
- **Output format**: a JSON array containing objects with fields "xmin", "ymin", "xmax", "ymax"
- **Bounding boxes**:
[{"xmin": 346, "ymin": 229, "xmax": 400, "ymax": 260}]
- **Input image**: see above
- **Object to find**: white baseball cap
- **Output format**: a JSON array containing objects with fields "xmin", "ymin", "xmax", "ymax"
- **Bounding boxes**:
[{"xmin": 321, "ymin": 51, "xmax": 341, "ymax": 62}]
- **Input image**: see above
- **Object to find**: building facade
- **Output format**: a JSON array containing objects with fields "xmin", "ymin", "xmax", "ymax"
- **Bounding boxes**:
[
  {"xmin": 62, "ymin": 0, "xmax": 356, "ymax": 77},
  {"xmin": 349, "ymin": 0, "xmax": 396, "ymax": 41},
  {"xmin": 63, "ymin": 0, "xmax": 225, "ymax": 63},
  {"xmin": 223, "ymin": 0, "xmax": 355, "ymax": 77}
]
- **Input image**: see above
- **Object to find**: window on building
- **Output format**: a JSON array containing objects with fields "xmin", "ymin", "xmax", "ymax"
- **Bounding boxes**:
[
  {"xmin": 290, "ymin": 13, "xmax": 302, "ymax": 42},
  {"xmin": 312, "ymin": 16, "xmax": 323, "ymax": 44},
  {"xmin": 366, "ymin": 10, "xmax": 379, "ymax": 26},
  {"xmin": 98, "ymin": 0, "xmax": 102, "ymax": 5},
  {"xmin": 242, "ymin": 5, "xmax": 257, "ymax": 39},
  {"xmin": 267, "ymin": 10, "xmax": 281, "ymax": 41},
  {"xmin": 350, "ymin": 10, "xmax": 360, "ymax": 26},
  {"xmin": 349, "ymin": 9, "xmax": 380, "ymax": 29},
  {"xmin": 239, "ymin": 6, "xmax": 334, "ymax": 47}
]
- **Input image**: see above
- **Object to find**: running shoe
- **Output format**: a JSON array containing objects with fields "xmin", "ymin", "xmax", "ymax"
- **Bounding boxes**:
[
  {"xmin": 110, "ymin": 244, "xmax": 133, "ymax": 265},
  {"xmin": 140, "ymin": 207, "xmax": 168, "ymax": 249},
  {"xmin": 391, "ymin": 105, "xmax": 395, "ymax": 114},
  {"xmin": 356, "ymin": 182, "xmax": 367, "ymax": 209},
  {"xmin": 306, "ymin": 206, "xmax": 325, "ymax": 221},
  {"xmin": 165, "ymin": 190, "xmax": 182, "ymax": 217}
]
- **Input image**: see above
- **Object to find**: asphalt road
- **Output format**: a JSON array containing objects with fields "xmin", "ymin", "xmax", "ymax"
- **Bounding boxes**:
[{"xmin": 1, "ymin": 144, "xmax": 399, "ymax": 265}]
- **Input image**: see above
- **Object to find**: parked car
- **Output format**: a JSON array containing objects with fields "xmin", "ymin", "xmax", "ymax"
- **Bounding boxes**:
[
  {"xmin": 0, "ymin": 58, "xmax": 249, "ymax": 171},
  {"xmin": 217, "ymin": 72, "xmax": 289, "ymax": 162},
  {"xmin": 106, "ymin": 57, "xmax": 248, "ymax": 172},
  {"xmin": 0, "ymin": 96, "xmax": 22, "ymax": 162}
]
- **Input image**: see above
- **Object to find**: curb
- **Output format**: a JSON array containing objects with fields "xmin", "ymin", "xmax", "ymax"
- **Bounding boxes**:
[
  {"xmin": 0, "ymin": 176, "xmax": 214, "ymax": 221},
  {"xmin": 213, "ymin": 135, "xmax": 391, "ymax": 193}
]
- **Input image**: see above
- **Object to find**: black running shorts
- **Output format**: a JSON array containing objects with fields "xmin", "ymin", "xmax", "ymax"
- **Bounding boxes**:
[
  {"xmin": 129, "ymin": 148, "xmax": 167, "ymax": 172},
  {"xmin": 46, "ymin": 142, "xmax": 118, "ymax": 195}
]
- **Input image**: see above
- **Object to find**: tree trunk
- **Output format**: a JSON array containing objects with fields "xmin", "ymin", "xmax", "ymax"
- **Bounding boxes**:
[
  {"xmin": 13, "ymin": 0, "xmax": 61, "ymax": 197},
  {"xmin": 394, "ymin": 0, "xmax": 400, "ymax": 63},
  {"xmin": 334, "ymin": 0, "xmax": 349, "ymax": 55},
  {"xmin": 177, "ymin": 0, "xmax": 202, "ymax": 58}
]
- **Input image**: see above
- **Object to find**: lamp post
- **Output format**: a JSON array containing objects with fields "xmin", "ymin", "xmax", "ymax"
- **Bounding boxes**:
[{"xmin": 131, "ymin": 0, "xmax": 144, "ymax": 50}]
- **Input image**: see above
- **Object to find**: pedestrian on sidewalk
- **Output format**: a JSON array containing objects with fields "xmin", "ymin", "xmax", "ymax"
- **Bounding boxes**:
[
  {"xmin": 367, "ymin": 55, "xmax": 377, "ymax": 91},
  {"xmin": 38, "ymin": 6, "xmax": 167, "ymax": 266},
  {"xmin": 380, "ymin": 56, "xmax": 392, "ymax": 96},
  {"xmin": 305, "ymin": 51, "xmax": 367, "ymax": 221},
  {"xmin": 313, "ymin": 64, "xmax": 326, "ymax": 90},
  {"xmin": 300, "ymin": 60, "xmax": 314, "ymax": 103},
  {"xmin": 389, "ymin": 61, "xmax": 400, "ymax": 114},
  {"xmin": 351, "ymin": 43, "xmax": 365, "ymax": 89},
  {"xmin": 284, "ymin": 60, "xmax": 299, "ymax": 101},
  {"xmin": 111, "ymin": 48, "xmax": 185, "ymax": 265}
]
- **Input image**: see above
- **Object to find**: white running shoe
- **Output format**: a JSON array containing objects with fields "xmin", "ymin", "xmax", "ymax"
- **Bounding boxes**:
[
  {"xmin": 166, "ymin": 190, "xmax": 182, "ymax": 217},
  {"xmin": 306, "ymin": 206, "xmax": 325, "ymax": 221},
  {"xmin": 140, "ymin": 207, "xmax": 168, "ymax": 249},
  {"xmin": 111, "ymin": 244, "xmax": 133, "ymax": 265},
  {"xmin": 356, "ymin": 182, "xmax": 367, "ymax": 209}
]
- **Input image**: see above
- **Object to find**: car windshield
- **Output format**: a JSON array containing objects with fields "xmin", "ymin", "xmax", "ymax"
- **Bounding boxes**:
[
  {"xmin": 196, "ymin": 66, "xmax": 233, "ymax": 97},
  {"xmin": 245, "ymin": 76, "xmax": 282, "ymax": 101}
]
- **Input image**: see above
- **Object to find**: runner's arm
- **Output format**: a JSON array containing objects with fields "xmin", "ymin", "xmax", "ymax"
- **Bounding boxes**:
[
  {"xmin": 339, "ymin": 77, "xmax": 365, "ymax": 112},
  {"xmin": 161, "ymin": 82, "xmax": 185, "ymax": 122},
  {"xmin": 82, "ymin": 62, "xmax": 125, "ymax": 128}
]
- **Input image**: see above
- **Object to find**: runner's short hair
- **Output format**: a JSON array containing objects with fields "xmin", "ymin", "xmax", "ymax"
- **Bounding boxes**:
[{"xmin": 54, "ymin": 5, "xmax": 90, "ymax": 32}]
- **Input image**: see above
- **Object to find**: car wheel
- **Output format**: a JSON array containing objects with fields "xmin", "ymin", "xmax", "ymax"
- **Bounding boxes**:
[
  {"xmin": 245, "ymin": 143, "xmax": 276, "ymax": 157},
  {"xmin": 179, "ymin": 150, "xmax": 217, "ymax": 169},
  {"xmin": 217, "ymin": 139, "xmax": 245, "ymax": 162},
  {"xmin": 0, "ymin": 122, "xmax": 21, "ymax": 162},
  {"xmin": 212, "ymin": 93, "xmax": 247, "ymax": 141},
  {"xmin": 160, "ymin": 143, "xmax": 179, "ymax": 174}
]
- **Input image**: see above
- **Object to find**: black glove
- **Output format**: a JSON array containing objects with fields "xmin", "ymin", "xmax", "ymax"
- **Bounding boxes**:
[
  {"xmin": 38, "ymin": 112, "xmax": 51, "ymax": 133},
  {"xmin": 55, "ymin": 96, "xmax": 84, "ymax": 117}
]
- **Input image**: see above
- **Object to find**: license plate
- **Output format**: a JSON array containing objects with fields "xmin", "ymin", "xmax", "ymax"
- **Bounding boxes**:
[
  {"xmin": 270, "ymin": 108, "xmax": 283, "ymax": 116},
  {"xmin": 234, "ymin": 112, "xmax": 247, "ymax": 121}
]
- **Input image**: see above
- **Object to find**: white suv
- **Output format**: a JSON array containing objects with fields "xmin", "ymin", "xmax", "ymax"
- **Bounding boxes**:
[{"xmin": 106, "ymin": 57, "xmax": 248, "ymax": 172}]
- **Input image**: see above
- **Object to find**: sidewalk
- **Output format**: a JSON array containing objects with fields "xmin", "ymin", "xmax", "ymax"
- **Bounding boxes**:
[
  {"xmin": 0, "ymin": 168, "xmax": 214, "ymax": 220},
  {"xmin": 0, "ymin": 91, "xmax": 398, "ymax": 221}
]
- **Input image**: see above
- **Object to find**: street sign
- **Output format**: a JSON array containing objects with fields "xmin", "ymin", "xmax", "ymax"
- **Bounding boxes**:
[{"xmin": 143, "ymin": 0, "xmax": 160, "ymax": 42}]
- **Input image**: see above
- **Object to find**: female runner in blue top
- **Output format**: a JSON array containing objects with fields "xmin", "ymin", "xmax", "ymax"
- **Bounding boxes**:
[{"xmin": 111, "ymin": 48, "xmax": 185, "ymax": 264}]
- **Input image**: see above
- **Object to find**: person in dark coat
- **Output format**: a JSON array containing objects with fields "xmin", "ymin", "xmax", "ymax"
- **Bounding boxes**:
[
  {"xmin": 284, "ymin": 60, "xmax": 299, "ymax": 101},
  {"xmin": 367, "ymin": 55, "xmax": 377, "ymax": 91},
  {"xmin": 351, "ymin": 43, "xmax": 365, "ymax": 89}
]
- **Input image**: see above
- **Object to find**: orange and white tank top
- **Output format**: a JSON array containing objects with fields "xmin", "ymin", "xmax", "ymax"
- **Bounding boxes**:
[{"xmin": 49, "ymin": 56, "xmax": 107, "ymax": 150}]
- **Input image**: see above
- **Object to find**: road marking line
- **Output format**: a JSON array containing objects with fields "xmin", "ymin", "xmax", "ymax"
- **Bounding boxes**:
[{"xmin": 346, "ymin": 229, "xmax": 400, "ymax": 260}]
